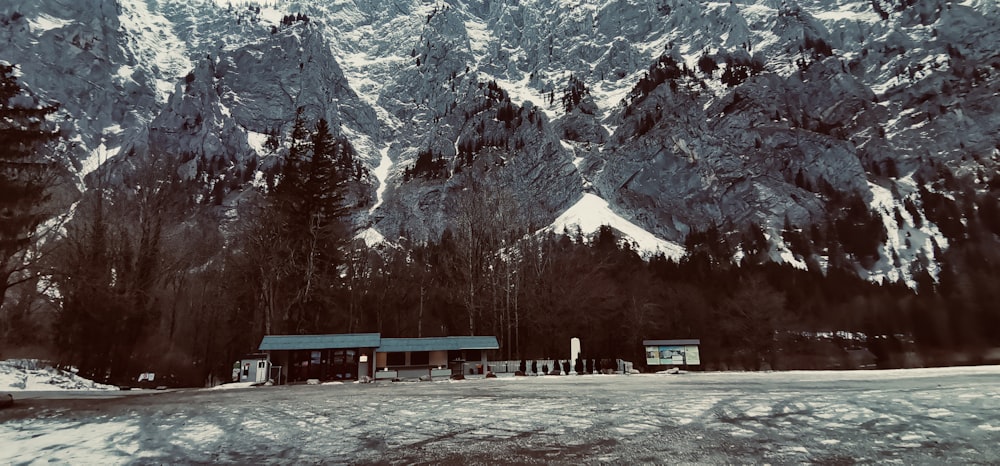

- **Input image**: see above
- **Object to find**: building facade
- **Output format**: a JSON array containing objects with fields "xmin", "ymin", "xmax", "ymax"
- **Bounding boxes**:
[{"xmin": 259, "ymin": 334, "xmax": 500, "ymax": 383}]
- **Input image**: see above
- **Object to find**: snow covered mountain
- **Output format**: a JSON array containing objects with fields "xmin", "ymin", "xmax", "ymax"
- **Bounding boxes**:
[{"xmin": 2, "ymin": 0, "xmax": 998, "ymax": 285}]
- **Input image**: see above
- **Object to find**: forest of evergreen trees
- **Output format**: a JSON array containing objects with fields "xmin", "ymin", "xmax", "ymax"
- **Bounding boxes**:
[{"xmin": 1, "ymin": 65, "xmax": 999, "ymax": 387}]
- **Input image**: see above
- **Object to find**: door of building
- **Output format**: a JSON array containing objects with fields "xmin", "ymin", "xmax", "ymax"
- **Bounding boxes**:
[
  {"xmin": 308, "ymin": 350, "xmax": 323, "ymax": 380},
  {"xmin": 331, "ymin": 349, "xmax": 357, "ymax": 380}
]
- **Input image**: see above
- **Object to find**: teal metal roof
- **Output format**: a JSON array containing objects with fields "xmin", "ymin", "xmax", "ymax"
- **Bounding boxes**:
[
  {"xmin": 643, "ymin": 339, "xmax": 700, "ymax": 346},
  {"xmin": 377, "ymin": 336, "xmax": 500, "ymax": 353},
  {"xmin": 259, "ymin": 333, "xmax": 381, "ymax": 351},
  {"xmin": 258, "ymin": 334, "xmax": 500, "ymax": 352}
]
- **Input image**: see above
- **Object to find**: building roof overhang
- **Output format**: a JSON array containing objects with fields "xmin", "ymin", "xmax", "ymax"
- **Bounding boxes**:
[
  {"xmin": 259, "ymin": 333, "xmax": 382, "ymax": 351},
  {"xmin": 643, "ymin": 339, "xmax": 701, "ymax": 346},
  {"xmin": 377, "ymin": 336, "xmax": 500, "ymax": 353},
  {"xmin": 258, "ymin": 334, "xmax": 500, "ymax": 353}
]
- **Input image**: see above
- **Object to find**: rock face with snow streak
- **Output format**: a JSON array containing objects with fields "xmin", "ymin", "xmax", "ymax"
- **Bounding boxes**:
[
  {"xmin": 143, "ymin": 21, "xmax": 381, "ymax": 205},
  {"xmin": 2, "ymin": 0, "xmax": 999, "ymax": 282},
  {"xmin": 1, "ymin": 0, "xmax": 143, "ymax": 164},
  {"xmin": 593, "ymin": 56, "xmax": 876, "ymax": 241}
]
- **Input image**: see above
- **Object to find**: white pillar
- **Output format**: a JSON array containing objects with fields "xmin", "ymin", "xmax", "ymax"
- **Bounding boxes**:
[{"xmin": 570, "ymin": 337, "xmax": 581, "ymax": 374}]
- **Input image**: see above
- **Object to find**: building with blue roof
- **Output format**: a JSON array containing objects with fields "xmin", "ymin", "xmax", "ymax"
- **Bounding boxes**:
[{"xmin": 258, "ymin": 333, "xmax": 499, "ymax": 383}]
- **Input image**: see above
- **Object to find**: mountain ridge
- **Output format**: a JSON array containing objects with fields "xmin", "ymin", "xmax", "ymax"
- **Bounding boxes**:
[{"xmin": 2, "ymin": 0, "xmax": 998, "ymax": 286}]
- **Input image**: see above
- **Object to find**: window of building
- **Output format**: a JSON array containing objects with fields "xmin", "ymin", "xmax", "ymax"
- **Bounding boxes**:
[
  {"xmin": 410, "ymin": 351, "xmax": 429, "ymax": 365},
  {"xmin": 386, "ymin": 352, "xmax": 405, "ymax": 366}
]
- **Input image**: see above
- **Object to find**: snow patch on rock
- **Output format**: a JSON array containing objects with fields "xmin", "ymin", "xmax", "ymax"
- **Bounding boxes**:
[
  {"xmin": 545, "ymin": 193, "xmax": 685, "ymax": 259},
  {"xmin": 356, "ymin": 227, "xmax": 386, "ymax": 247},
  {"xmin": 370, "ymin": 145, "xmax": 393, "ymax": 215},
  {"xmin": 118, "ymin": 0, "xmax": 193, "ymax": 104},
  {"xmin": 28, "ymin": 13, "xmax": 72, "ymax": 32}
]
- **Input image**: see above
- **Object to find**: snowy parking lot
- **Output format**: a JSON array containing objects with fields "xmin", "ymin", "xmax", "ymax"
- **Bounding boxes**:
[{"xmin": 3, "ymin": 366, "xmax": 1000, "ymax": 464}]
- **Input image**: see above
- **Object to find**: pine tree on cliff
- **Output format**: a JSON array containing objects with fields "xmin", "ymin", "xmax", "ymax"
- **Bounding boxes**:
[{"xmin": 0, "ymin": 63, "xmax": 64, "ymax": 307}]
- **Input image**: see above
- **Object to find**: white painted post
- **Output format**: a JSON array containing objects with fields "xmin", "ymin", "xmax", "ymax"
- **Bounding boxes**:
[{"xmin": 570, "ymin": 337, "xmax": 581, "ymax": 375}]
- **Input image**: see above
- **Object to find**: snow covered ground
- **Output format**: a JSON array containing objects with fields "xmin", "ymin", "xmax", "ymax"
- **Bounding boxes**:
[
  {"xmin": 2, "ymin": 366, "xmax": 999, "ymax": 463},
  {"xmin": 0, "ymin": 360, "xmax": 116, "ymax": 392}
]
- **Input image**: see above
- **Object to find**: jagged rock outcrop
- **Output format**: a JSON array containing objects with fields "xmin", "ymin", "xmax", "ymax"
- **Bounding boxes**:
[
  {"xmin": 593, "ymin": 54, "xmax": 878, "ymax": 240},
  {"xmin": 146, "ymin": 23, "xmax": 379, "ymax": 160},
  {"xmin": 0, "ymin": 0, "xmax": 141, "ymax": 164},
  {"xmin": 375, "ymin": 78, "xmax": 581, "ymax": 241},
  {"xmin": 140, "ymin": 21, "xmax": 381, "ymax": 211}
]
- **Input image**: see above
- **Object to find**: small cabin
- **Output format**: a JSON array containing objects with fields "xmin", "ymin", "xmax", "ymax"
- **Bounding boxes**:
[{"xmin": 235, "ymin": 353, "xmax": 272, "ymax": 383}]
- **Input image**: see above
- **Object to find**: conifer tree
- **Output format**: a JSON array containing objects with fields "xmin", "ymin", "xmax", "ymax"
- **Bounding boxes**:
[
  {"xmin": 262, "ymin": 109, "xmax": 354, "ymax": 333},
  {"xmin": 0, "ymin": 63, "xmax": 65, "ymax": 309}
]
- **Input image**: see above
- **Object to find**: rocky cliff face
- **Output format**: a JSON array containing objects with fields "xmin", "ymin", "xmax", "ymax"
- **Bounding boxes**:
[
  {"xmin": 2, "ymin": 0, "xmax": 998, "ymax": 283},
  {"xmin": 141, "ymin": 21, "xmax": 380, "ymax": 209},
  {"xmin": 2, "ymin": 0, "xmax": 140, "ymax": 172}
]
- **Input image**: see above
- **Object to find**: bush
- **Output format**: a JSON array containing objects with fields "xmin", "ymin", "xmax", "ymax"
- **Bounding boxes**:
[
  {"xmin": 698, "ymin": 53, "xmax": 717, "ymax": 76},
  {"xmin": 403, "ymin": 148, "xmax": 448, "ymax": 181}
]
